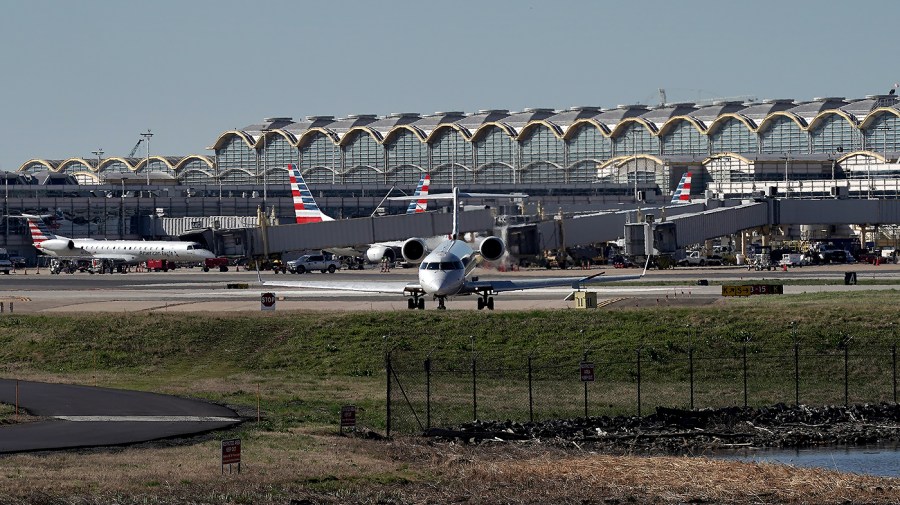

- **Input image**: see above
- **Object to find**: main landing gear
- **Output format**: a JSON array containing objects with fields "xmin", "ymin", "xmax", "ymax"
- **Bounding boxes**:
[
  {"xmin": 407, "ymin": 293, "xmax": 425, "ymax": 310},
  {"xmin": 476, "ymin": 293, "xmax": 495, "ymax": 311}
]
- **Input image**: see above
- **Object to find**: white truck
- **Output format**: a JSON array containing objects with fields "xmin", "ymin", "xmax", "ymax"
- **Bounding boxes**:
[
  {"xmin": 677, "ymin": 251, "xmax": 722, "ymax": 267},
  {"xmin": 286, "ymin": 254, "xmax": 340, "ymax": 274},
  {"xmin": 0, "ymin": 249, "xmax": 13, "ymax": 275}
]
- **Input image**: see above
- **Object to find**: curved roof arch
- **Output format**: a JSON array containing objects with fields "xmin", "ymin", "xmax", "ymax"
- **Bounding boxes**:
[
  {"xmin": 562, "ymin": 119, "xmax": 612, "ymax": 140},
  {"xmin": 703, "ymin": 152, "xmax": 754, "ymax": 165},
  {"xmin": 806, "ymin": 109, "xmax": 859, "ymax": 131},
  {"xmin": 70, "ymin": 172, "xmax": 101, "ymax": 183},
  {"xmin": 756, "ymin": 111, "xmax": 808, "ymax": 132},
  {"xmin": 598, "ymin": 153, "xmax": 666, "ymax": 169},
  {"xmin": 522, "ymin": 160, "xmax": 563, "ymax": 171},
  {"xmin": 381, "ymin": 124, "xmax": 428, "ymax": 144},
  {"xmin": 339, "ymin": 127, "xmax": 384, "ymax": 147},
  {"xmin": 469, "ymin": 122, "xmax": 518, "ymax": 142},
  {"xmin": 424, "ymin": 123, "xmax": 472, "ymax": 143},
  {"xmin": 474, "ymin": 161, "xmax": 515, "ymax": 173},
  {"xmin": 209, "ymin": 130, "xmax": 256, "ymax": 151},
  {"xmin": 656, "ymin": 116, "xmax": 708, "ymax": 137},
  {"xmin": 134, "ymin": 156, "xmax": 177, "ymax": 172},
  {"xmin": 837, "ymin": 150, "xmax": 887, "ymax": 163},
  {"xmin": 705, "ymin": 113, "xmax": 758, "ymax": 135},
  {"xmin": 17, "ymin": 159, "xmax": 61, "ymax": 172},
  {"xmin": 97, "ymin": 157, "xmax": 139, "ymax": 172},
  {"xmin": 218, "ymin": 168, "xmax": 254, "ymax": 178},
  {"xmin": 254, "ymin": 129, "xmax": 297, "ymax": 149},
  {"xmin": 858, "ymin": 107, "xmax": 900, "ymax": 130},
  {"xmin": 516, "ymin": 120, "xmax": 564, "ymax": 140},
  {"xmin": 59, "ymin": 158, "xmax": 96, "ymax": 173},
  {"xmin": 608, "ymin": 118, "xmax": 659, "ymax": 138},
  {"xmin": 173, "ymin": 155, "xmax": 215, "ymax": 171},
  {"xmin": 296, "ymin": 127, "xmax": 341, "ymax": 148}
]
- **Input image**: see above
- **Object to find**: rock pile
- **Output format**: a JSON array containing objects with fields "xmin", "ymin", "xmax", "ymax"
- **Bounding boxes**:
[{"xmin": 423, "ymin": 403, "xmax": 900, "ymax": 452}]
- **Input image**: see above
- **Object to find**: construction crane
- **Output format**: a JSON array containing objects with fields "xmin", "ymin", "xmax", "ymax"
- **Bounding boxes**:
[{"xmin": 128, "ymin": 139, "xmax": 143, "ymax": 158}]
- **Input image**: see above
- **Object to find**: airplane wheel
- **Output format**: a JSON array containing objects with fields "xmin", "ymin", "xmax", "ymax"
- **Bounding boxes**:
[
  {"xmin": 477, "ymin": 298, "xmax": 484, "ymax": 310},
  {"xmin": 407, "ymin": 298, "xmax": 415, "ymax": 310},
  {"xmin": 417, "ymin": 298, "xmax": 425, "ymax": 310},
  {"xmin": 487, "ymin": 297, "xmax": 495, "ymax": 311}
]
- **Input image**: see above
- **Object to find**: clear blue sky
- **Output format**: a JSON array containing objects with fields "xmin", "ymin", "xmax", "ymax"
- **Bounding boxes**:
[{"xmin": 1, "ymin": 0, "xmax": 897, "ymax": 171}]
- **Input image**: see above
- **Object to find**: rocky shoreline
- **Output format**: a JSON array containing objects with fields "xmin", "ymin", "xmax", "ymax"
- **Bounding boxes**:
[{"xmin": 424, "ymin": 403, "xmax": 900, "ymax": 453}]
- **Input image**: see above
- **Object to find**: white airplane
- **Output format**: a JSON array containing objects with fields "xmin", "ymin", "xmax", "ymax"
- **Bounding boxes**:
[
  {"xmin": 287, "ymin": 164, "xmax": 432, "ymax": 263},
  {"xmin": 24, "ymin": 215, "xmax": 216, "ymax": 272},
  {"xmin": 262, "ymin": 188, "xmax": 648, "ymax": 310}
]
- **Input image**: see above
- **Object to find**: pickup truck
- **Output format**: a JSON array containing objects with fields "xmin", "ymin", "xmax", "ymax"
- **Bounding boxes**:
[
  {"xmin": 677, "ymin": 251, "xmax": 722, "ymax": 267},
  {"xmin": 0, "ymin": 248, "xmax": 12, "ymax": 274},
  {"xmin": 287, "ymin": 254, "xmax": 340, "ymax": 274}
]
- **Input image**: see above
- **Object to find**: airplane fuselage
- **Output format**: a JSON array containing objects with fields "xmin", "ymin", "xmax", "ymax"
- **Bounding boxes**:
[
  {"xmin": 38, "ymin": 238, "xmax": 216, "ymax": 263},
  {"xmin": 417, "ymin": 239, "xmax": 479, "ymax": 297}
]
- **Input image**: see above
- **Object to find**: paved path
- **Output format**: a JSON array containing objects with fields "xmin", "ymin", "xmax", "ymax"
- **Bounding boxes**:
[{"xmin": 0, "ymin": 379, "xmax": 240, "ymax": 453}]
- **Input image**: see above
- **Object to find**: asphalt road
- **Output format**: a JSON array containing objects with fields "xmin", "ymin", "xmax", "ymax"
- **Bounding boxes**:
[
  {"xmin": 0, "ymin": 379, "xmax": 240, "ymax": 453},
  {"xmin": 0, "ymin": 262, "xmax": 897, "ymax": 312}
]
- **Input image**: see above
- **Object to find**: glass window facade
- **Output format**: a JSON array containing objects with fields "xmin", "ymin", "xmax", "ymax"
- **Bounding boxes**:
[
  {"xmin": 567, "ymin": 123, "xmax": 612, "ymax": 165},
  {"xmin": 343, "ymin": 130, "xmax": 384, "ymax": 171},
  {"xmin": 661, "ymin": 120, "xmax": 708, "ymax": 155},
  {"xmin": 178, "ymin": 159, "xmax": 214, "ymax": 185},
  {"xmin": 431, "ymin": 127, "xmax": 471, "ymax": 170},
  {"xmin": 387, "ymin": 165, "xmax": 425, "ymax": 185},
  {"xmin": 810, "ymin": 114, "xmax": 859, "ymax": 153},
  {"xmin": 569, "ymin": 160, "xmax": 599, "ymax": 183},
  {"xmin": 613, "ymin": 123, "xmax": 658, "ymax": 156},
  {"xmin": 386, "ymin": 129, "xmax": 428, "ymax": 170},
  {"xmin": 760, "ymin": 116, "xmax": 809, "ymax": 154},
  {"xmin": 219, "ymin": 169, "xmax": 253, "ymax": 185},
  {"xmin": 476, "ymin": 162, "xmax": 514, "ymax": 184},
  {"xmin": 216, "ymin": 135, "xmax": 256, "ymax": 174},
  {"xmin": 474, "ymin": 126, "xmax": 516, "ymax": 168},
  {"xmin": 261, "ymin": 135, "xmax": 297, "ymax": 185},
  {"xmin": 300, "ymin": 132, "xmax": 340, "ymax": 172},
  {"xmin": 709, "ymin": 117, "xmax": 757, "ymax": 154},
  {"xmin": 706, "ymin": 157, "xmax": 753, "ymax": 183},
  {"xmin": 863, "ymin": 113, "xmax": 900, "ymax": 152},
  {"xmin": 431, "ymin": 163, "xmax": 472, "ymax": 186},
  {"xmin": 521, "ymin": 125, "xmax": 563, "ymax": 166},
  {"xmin": 342, "ymin": 166, "xmax": 380, "ymax": 184},
  {"xmin": 304, "ymin": 167, "xmax": 336, "ymax": 184},
  {"xmin": 520, "ymin": 161, "xmax": 565, "ymax": 184}
]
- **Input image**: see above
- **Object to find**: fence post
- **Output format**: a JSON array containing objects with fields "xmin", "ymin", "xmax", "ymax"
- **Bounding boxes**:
[
  {"xmin": 472, "ymin": 352, "xmax": 477, "ymax": 422},
  {"xmin": 893, "ymin": 343, "xmax": 897, "ymax": 404},
  {"xmin": 425, "ymin": 356, "xmax": 431, "ymax": 430},
  {"xmin": 528, "ymin": 354, "xmax": 534, "ymax": 423},
  {"xmin": 636, "ymin": 347, "xmax": 642, "ymax": 417},
  {"xmin": 689, "ymin": 346, "xmax": 694, "ymax": 410},
  {"xmin": 742, "ymin": 342, "xmax": 748, "ymax": 408},
  {"xmin": 386, "ymin": 350, "xmax": 392, "ymax": 438}
]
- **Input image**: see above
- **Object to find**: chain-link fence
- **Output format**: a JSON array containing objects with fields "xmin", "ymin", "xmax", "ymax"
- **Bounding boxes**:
[{"xmin": 386, "ymin": 339, "xmax": 899, "ymax": 436}]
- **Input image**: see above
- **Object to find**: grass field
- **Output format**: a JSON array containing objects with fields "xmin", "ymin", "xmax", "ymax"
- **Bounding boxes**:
[{"xmin": 1, "ymin": 291, "xmax": 899, "ymax": 503}]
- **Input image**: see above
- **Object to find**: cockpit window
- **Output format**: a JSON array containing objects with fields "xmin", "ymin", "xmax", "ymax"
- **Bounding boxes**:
[
  {"xmin": 440, "ymin": 261, "xmax": 463, "ymax": 271},
  {"xmin": 186, "ymin": 245, "xmax": 194, "ymax": 250}
]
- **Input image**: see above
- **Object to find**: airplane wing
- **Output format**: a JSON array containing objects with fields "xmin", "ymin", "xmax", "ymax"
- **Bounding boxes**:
[
  {"xmin": 261, "ymin": 278, "xmax": 417, "ymax": 295},
  {"xmin": 465, "ymin": 271, "xmax": 644, "ymax": 294},
  {"xmin": 91, "ymin": 253, "xmax": 138, "ymax": 263}
]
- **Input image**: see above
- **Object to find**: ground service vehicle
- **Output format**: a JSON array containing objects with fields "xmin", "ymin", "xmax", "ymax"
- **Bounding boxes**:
[
  {"xmin": 0, "ymin": 249, "xmax": 12, "ymax": 274},
  {"xmin": 146, "ymin": 259, "xmax": 176, "ymax": 272},
  {"xmin": 203, "ymin": 257, "xmax": 229, "ymax": 272},
  {"xmin": 287, "ymin": 254, "xmax": 340, "ymax": 274},
  {"xmin": 678, "ymin": 251, "xmax": 722, "ymax": 267}
]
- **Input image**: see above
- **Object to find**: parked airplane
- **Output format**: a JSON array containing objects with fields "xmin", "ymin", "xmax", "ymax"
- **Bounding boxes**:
[
  {"xmin": 24, "ymin": 215, "xmax": 216, "ymax": 273},
  {"xmin": 262, "ymin": 188, "xmax": 648, "ymax": 310},
  {"xmin": 671, "ymin": 172, "xmax": 692, "ymax": 204},
  {"xmin": 287, "ymin": 164, "xmax": 431, "ymax": 263}
]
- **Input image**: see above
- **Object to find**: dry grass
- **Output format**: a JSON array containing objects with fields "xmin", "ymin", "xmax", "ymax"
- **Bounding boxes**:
[{"xmin": 1, "ymin": 428, "xmax": 898, "ymax": 504}]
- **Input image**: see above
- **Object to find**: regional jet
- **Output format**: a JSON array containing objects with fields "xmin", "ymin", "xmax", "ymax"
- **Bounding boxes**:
[
  {"xmin": 262, "ymin": 188, "xmax": 648, "ymax": 310},
  {"xmin": 24, "ymin": 216, "xmax": 215, "ymax": 272}
]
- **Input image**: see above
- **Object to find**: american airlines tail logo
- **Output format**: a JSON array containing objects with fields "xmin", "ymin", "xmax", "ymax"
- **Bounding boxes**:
[
  {"xmin": 26, "ymin": 218, "xmax": 56, "ymax": 249},
  {"xmin": 406, "ymin": 174, "xmax": 431, "ymax": 214},
  {"xmin": 671, "ymin": 172, "xmax": 692, "ymax": 204},
  {"xmin": 287, "ymin": 164, "xmax": 328, "ymax": 224}
]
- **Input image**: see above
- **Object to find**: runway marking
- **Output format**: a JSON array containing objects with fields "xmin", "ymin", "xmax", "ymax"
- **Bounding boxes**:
[{"xmin": 53, "ymin": 416, "xmax": 241, "ymax": 422}]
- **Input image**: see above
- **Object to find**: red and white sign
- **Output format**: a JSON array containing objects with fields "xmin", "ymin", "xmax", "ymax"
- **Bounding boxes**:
[
  {"xmin": 580, "ymin": 362, "xmax": 595, "ymax": 382},
  {"xmin": 221, "ymin": 438, "xmax": 241, "ymax": 465},
  {"xmin": 260, "ymin": 292, "xmax": 276, "ymax": 311}
]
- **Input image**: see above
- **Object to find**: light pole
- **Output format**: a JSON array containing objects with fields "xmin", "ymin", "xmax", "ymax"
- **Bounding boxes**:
[
  {"xmin": 260, "ymin": 129, "xmax": 270, "ymax": 207},
  {"xmin": 91, "ymin": 148, "xmax": 104, "ymax": 169},
  {"xmin": 140, "ymin": 130, "xmax": 153, "ymax": 186}
]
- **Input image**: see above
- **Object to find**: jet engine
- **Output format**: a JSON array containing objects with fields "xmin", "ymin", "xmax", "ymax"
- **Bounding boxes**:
[
  {"xmin": 478, "ymin": 236, "xmax": 506, "ymax": 262},
  {"xmin": 401, "ymin": 238, "xmax": 428, "ymax": 264},
  {"xmin": 41, "ymin": 239, "xmax": 77, "ymax": 252},
  {"xmin": 365, "ymin": 244, "xmax": 396, "ymax": 264}
]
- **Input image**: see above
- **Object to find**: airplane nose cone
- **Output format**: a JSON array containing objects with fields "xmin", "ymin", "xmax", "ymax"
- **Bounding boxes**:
[{"xmin": 421, "ymin": 271, "xmax": 462, "ymax": 296}]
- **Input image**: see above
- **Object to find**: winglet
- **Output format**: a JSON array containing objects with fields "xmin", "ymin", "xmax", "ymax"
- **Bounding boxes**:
[{"xmin": 572, "ymin": 271, "xmax": 604, "ymax": 289}]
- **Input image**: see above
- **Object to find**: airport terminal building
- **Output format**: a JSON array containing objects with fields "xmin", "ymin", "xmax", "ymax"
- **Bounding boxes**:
[{"xmin": 7, "ymin": 93, "xmax": 900, "ymax": 261}]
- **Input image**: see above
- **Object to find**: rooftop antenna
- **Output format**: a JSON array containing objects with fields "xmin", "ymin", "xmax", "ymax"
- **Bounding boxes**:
[{"xmin": 658, "ymin": 88, "xmax": 667, "ymax": 107}]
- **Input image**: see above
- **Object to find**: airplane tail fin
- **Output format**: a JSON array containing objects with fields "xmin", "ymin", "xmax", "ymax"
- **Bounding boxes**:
[
  {"xmin": 405, "ymin": 174, "xmax": 431, "ymax": 214},
  {"xmin": 671, "ymin": 171, "xmax": 692, "ymax": 204},
  {"xmin": 287, "ymin": 164, "xmax": 334, "ymax": 224},
  {"xmin": 25, "ymin": 216, "xmax": 58, "ymax": 250}
]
